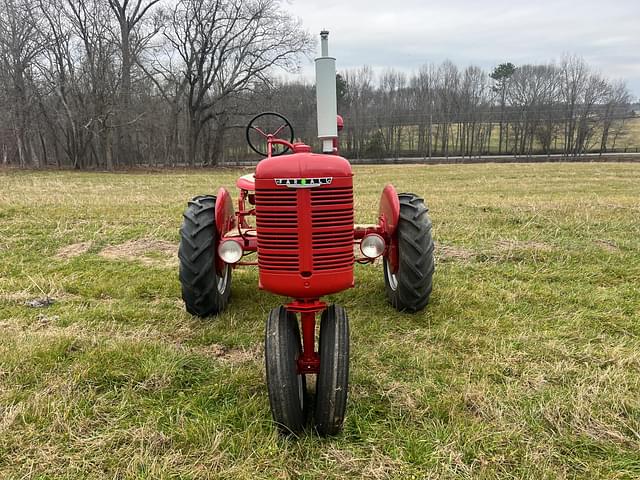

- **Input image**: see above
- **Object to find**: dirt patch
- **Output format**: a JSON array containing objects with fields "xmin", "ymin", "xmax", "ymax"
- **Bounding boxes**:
[
  {"xmin": 99, "ymin": 238, "xmax": 177, "ymax": 267},
  {"xmin": 55, "ymin": 241, "xmax": 92, "ymax": 259},
  {"xmin": 594, "ymin": 239, "xmax": 619, "ymax": 252},
  {"xmin": 495, "ymin": 239, "xmax": 554, "ymax": 252},
  {"xmin": 190, "ymin": 343, "xmax": 261, "ymax": 364},
  {"xmin": 222, "ymin": 345, "xmax": 262, "ymax": 364},
  {"xmin": 436, "ymin": 243, "xmax": 476, "ymax": 262}
]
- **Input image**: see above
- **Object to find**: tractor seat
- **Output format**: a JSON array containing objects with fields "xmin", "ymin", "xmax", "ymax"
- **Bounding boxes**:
[{"xmin": 236, "ymin": 173, "xmax": 255, "ymax": 191}]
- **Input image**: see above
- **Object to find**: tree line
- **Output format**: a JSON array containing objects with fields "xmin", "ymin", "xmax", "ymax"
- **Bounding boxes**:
[
  {"xmin": 237, "ymin": 60, "xmax": 635, "ymax": 163},
  {"xmin": 0, "ymin": 0, "xmax": 635, "ymax": 169}
]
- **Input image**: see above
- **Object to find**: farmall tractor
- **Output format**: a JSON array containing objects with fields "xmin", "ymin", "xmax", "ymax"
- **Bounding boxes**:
[{"xmin": 178, "ymin": 32, "xmax": 434, "ymax": 435}]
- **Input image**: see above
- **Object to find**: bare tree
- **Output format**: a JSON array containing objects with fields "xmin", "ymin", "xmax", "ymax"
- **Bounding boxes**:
[
  {"xmin": 508, "ymin": 64, "xmax": 558, "ymax": 156},
  {"xmin": 0, "ymin": 0, "xmax": 45, "ymax": 166},
  {"xmin": 599, "ymin": 81, "xmax": 632, "ymax": 154},
  {"xmin": 107, "ymin": 0, "xmax": 162, "ymax": 165},
  {"xmin": 342, "ymin": 66, "xmax": 375, "ymax": 157},
  {"xmin": 161, "ymin": 0, "xmax": 311, "ymax": 166}
]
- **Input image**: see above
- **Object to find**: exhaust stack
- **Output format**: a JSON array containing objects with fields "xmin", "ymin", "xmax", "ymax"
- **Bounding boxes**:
[{"xmin": 315, "ymin": 30, "xmax": 337, "ymax": 153}]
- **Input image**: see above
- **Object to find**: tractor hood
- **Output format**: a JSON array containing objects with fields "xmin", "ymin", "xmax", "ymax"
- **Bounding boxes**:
[{"xmin": 255, "ymin": 152, "xmax": 352, "ymax": 181}]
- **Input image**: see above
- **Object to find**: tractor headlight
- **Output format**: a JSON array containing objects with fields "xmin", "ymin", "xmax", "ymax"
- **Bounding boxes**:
[
  {"xmin": 218, "ymin": 240, "xmax": 243, "ymax": 264},
  {"xmin": 360, "ymin": 234, "xmax": 385, "ymax": 259}
]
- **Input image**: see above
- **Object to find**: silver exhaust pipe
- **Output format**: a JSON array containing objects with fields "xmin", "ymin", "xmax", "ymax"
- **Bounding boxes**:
[{"xmin": 315, "ymin": 30, "xmax": 337, "ymax": 153}]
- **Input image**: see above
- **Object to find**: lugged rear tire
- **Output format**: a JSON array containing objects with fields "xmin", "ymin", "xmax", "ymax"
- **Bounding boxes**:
[
  {"xmin": 314, "ymin": 304, "xmax": 349, "ymax": 436},
  {"xmin": 179, "ymin": 195, "xmax": 231, "ymax": 317},
  {"xmin": 383, "ymin": 193, "xmax": 435, "ymax": 312},
  {"xmin": 265, "ymin": 306, "xmax": 307, "ymax": 434}
]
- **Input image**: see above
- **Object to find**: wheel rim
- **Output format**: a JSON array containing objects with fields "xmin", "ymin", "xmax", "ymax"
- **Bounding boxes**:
[
  {"xmin": 385, "ymin": 258, "xmax": 398, "ymax": 291},
  {"xmin": 217, "ymin": 264, "xmax": 230, "ymax": 294}
]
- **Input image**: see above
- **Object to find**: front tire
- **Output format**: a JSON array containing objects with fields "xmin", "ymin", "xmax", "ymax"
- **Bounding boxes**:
[
  {"xmin": 384, "ymin": 193, "xmax": 435, "ymax": 312},
  {"xmin": 265, "ymin": 306, "xmax": 307, "ymax": 434},
  {"xmin": 179, "ymin": 195, "xmax": 231, "ymax": 317},
  {"xmin": 315, "ymin": 304, "xmax": 350, "ymax": 436}
]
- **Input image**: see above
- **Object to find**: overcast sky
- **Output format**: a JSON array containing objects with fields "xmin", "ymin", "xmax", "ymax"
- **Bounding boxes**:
[{"xmin": 285, "ymin": 0, "xmax": 640, "ymax": 99}]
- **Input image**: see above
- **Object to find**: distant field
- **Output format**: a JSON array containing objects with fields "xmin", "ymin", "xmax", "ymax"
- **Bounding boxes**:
[
  {"xmin": 388, "ymin": 117, "xmax": 640, "ymax": 154},
  {"xmin": 620, "ymin": 117, "xmax": 640, "ymax": 149},
  {"xmin": 1, "ymin": 164, "xmax": 639, "ymax": 478}
]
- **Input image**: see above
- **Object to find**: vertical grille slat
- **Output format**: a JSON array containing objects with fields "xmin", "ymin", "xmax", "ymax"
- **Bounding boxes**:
[{"xmin": 256, "ymin": 183, "xmax": 354, "ymax": 274}]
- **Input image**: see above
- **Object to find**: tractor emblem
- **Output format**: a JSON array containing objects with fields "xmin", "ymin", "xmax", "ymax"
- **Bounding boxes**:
[{"xmin": 275, "ymin": 177, "xmax": 333, "ymax": 188}]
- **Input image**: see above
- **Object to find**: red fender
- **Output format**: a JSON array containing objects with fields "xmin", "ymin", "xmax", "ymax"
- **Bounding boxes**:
[
  {"xmin": 215, "ymin": 187, "xmax": 236, "ymax": 236},
  {"xmin": 379, "ymin": 184, "xmax": 400, "ymax": 236},
  {"xmin": 379, "ymin": 184, "xmax": 400, "ymax": 273}
]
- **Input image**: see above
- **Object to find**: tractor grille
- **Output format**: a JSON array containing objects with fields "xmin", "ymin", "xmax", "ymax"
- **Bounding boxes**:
[
  {"xmin": 255, "ymin": 188, "xmax": 299, "ymax": 272},
  {"xmin": 255, "ymin": 184, "xmax": 354, "ymax": 273},
  {"xmin": 310, "ymin": 187, "xmax": 354, "ymax": 271}
]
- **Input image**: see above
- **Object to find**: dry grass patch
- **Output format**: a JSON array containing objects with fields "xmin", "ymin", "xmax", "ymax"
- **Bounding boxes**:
[
  {"xmin": 382, "ymin": 380, "xmax": 421, "ymax": 414},
  {"xmin": 54, "ymin": 241, "xmax": 93, "ymax": 259},
  {"xmin": 321, "ymin": 445, "xmax": 404, "ymax": 480},
  {"xmin": 494, "ymin": 239, "xmax": 554, "ymax": 252},
  {"xmin": 0, "ymin": 290, "xmax": 80, "ymax": 305},
  {"xmin": 436, "ymin": 242, "xmax": 476, "ymax": 262},
  {"xmin": 0, "ymin": 290, "xmax": 38, "ymax": 302},
  {"xmin": 99, "ymin": 238, "xmax": 177, "ymax": 267},
  {"xmin": 0, "ymin": 403, "xmax": 24, "ymax": 434},
  {"xmin": 594, "ymin": 239, "xmax": 620, "ymax": 252}
]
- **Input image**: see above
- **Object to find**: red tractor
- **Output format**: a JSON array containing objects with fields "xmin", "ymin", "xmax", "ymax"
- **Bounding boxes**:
[{"xmin": 178, "ymin": 32, "xmax": 434, "ymax": 435}]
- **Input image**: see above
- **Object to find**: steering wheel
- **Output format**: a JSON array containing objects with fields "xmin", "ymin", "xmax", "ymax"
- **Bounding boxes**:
[{"xmin": 246, "ymin": 112, "xmax": 294, "ymax": 157}]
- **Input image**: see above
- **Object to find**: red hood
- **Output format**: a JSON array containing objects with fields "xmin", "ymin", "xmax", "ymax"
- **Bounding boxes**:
[{"xmin": 255, "ymin": 152, "xmax": 352, "ymax": 179}]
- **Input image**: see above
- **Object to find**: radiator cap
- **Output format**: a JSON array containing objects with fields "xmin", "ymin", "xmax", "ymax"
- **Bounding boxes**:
[{"xmin": 292, "ymin": 143, "xmax": 312, "ymax": 153}]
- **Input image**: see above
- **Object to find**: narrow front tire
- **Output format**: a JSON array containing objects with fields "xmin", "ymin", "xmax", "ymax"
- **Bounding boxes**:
[
  {"xmin": 265, "ymin": 306, "xmax": 307, "ymax": 434},
  {"xmin": 314, "ymin": 304, "xmax": 350, "ymax": 436}
]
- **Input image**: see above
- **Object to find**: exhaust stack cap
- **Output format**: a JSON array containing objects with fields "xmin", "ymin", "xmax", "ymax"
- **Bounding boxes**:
[
  {"xmin": 315, "ymin": 30, "xmax": 337, "ymax": 151},
  {"xmin": 320, "ymin": 30, "xmax": 329, "ymax": 56}
]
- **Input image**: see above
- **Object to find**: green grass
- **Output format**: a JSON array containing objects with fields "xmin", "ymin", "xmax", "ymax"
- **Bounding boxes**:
[{"xmin": 1, "ymin": 164, "xmax": 639, "ymax": 479}]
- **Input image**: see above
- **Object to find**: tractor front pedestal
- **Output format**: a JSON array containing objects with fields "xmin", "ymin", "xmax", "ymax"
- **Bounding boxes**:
[
  {"xmin": 286, "ymin": 300, "xmax": 325, "ymax": 375},
  {"xmin": 265, "ymin": 299, "xmax": 350, "ymax": 436}
]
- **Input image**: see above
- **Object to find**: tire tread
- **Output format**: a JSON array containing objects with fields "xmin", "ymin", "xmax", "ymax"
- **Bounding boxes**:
[
  {"xmin": 315, "ymin": 304, "xmax": 349, "ymax": 436},
  {"xmin": 384, "ymin": 193, "xmax": 435, "ymax": 312},
  {"xmin": 178, "ymin": 195, "xmax": 231, "ymax": 317}
]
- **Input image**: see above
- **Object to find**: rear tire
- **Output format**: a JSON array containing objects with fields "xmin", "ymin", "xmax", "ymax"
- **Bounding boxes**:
[
  {"xmin": 265, "ymin": 306, "xmax": 307, "ymax": 434},
  {"xmin": 314, "ymin": 304, "xmax": 349, "ymax": 436},
  {"xmin": 179, "ymin": 195, "xmax": 231, "ymax": 317},
  {"xmin": 384, "ymin": 193, "xmax": 434, "ymax": 312}
]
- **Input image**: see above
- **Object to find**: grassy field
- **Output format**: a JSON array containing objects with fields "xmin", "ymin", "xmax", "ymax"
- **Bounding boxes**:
[
  {"xmin": 1, "ymin": 164, "xmax": 639, "ymax": 479},
  {"xmin": 390, "ymin": 117, "xmax": 640, "ymax": 155}
]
